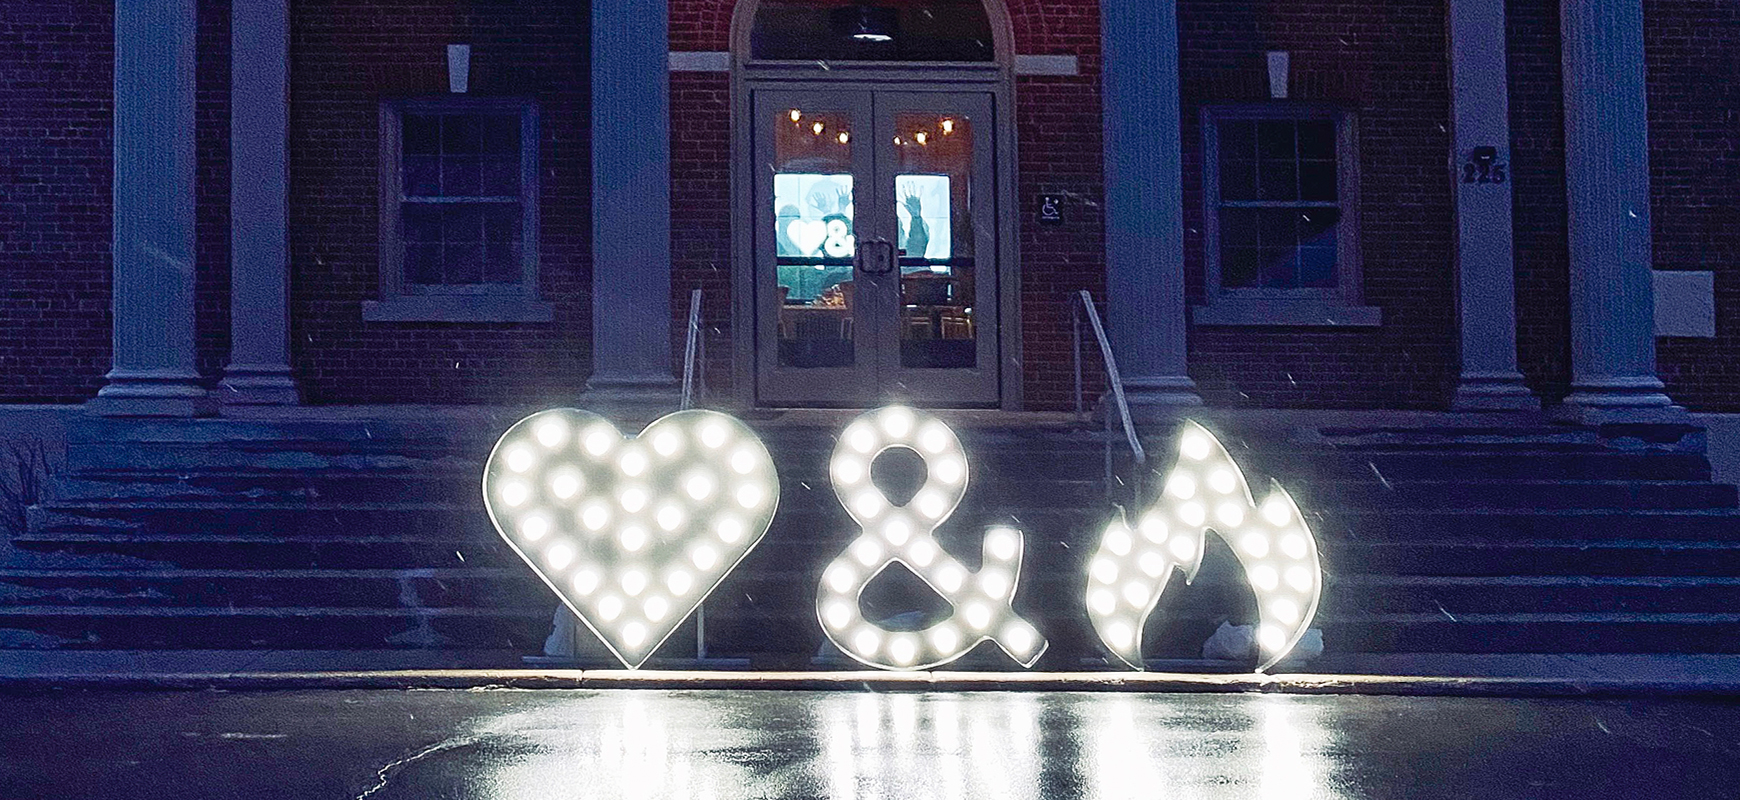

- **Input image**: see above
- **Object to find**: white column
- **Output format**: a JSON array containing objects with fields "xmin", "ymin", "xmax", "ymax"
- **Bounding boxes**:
[
  {"xmin": 1101, "ymin": 0, "xmax": 1201, "ymax": 412},
  {"xmin": 219, "ymin": 0, "xmax": 299, "ymax": 407},
  {"xmin": 1447, "ymin": 0, "xmax": 1537, "ymax": 410},
  {"xmin": 1558, "ymin": 0, "xmax": 1681, "ymax": 423},
  {"xmin": 90, "ymin": 0, "xmax": 211, "ymax": 417},
  {"xmin": 584, "ymin": 0, "xmax": 679, "ymax": 407}
]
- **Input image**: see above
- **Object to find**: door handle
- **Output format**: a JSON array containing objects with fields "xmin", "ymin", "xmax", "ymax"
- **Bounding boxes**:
[{"xmin": 858, "ymin": 237, "xmax": 897, "ymax": 275}]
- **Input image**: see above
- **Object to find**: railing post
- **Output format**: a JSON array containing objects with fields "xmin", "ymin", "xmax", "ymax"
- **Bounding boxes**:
[{"xmin": 681, "ymin": 288, "xmax": 702, "ymax": 411}]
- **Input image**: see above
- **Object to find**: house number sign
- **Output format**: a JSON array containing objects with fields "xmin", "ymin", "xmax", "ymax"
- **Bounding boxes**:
[
  {"xmin": 483, "ymin": 406, "xmax": 1323, "ymax": 672},
  {"xmin": 1461, "ymin": 145, "xmax": 1508, "ymax": 185}
]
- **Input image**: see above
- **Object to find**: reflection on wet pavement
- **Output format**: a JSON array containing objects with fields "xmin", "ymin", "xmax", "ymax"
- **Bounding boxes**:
[{"xmin": 2, "ymin": 688, "xmax": 1738, "ymax": 798}]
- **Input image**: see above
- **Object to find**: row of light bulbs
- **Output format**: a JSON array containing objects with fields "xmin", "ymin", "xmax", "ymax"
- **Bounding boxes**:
[
  {"xmin": 789, "ymin": 109, "xmax": 957, "ymax": 147},
  {"xmin": 483, "ymin": 407, "xmax": 1321, "ymax": 672}
]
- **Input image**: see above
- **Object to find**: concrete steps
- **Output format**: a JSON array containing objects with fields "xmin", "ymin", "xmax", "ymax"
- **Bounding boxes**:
[{"xmin": 5, "ymin": 413, "xmax": 1740, "ymax": 666}]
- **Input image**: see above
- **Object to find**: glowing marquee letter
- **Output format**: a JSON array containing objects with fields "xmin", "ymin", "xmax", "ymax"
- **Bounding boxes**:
[
  {"xmin": 482, "ymin": 409, "xmax": 779, "ymax": 669},
  {"xmin": 818, "ymin": 407, "xmax": 1047, "ymax": 670},
  {"xmin": 1086, "ymin": 422, "xmax": 1322, "ymax": 672}
]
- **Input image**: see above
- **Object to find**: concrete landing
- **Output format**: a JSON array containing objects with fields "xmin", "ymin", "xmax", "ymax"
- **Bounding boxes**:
[{"xmin": 1, "ymin": 688, "xmax": 1736, "ymax": 798}]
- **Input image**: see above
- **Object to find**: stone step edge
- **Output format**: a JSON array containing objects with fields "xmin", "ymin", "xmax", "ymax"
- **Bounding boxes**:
[{"xmin": 1, "ymin": 667, "xmax": 1738, "ymax": 698}]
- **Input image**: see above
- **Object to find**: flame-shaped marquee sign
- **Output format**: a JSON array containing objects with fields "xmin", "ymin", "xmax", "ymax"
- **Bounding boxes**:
[
  {"xmin": 1085, "ymin": 422, "xmax": 1323, "ymax": 672},
  {"xmin": 484, "ymin": 407, "xmax": 1321, "ymax": 672}
]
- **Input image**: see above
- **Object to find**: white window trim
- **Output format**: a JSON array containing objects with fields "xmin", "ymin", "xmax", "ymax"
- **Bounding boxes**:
[
  {"xmin": 366, "ymin": 96, "xmax": 551, "ymax": 323},
  {"xmin": 1192, "ymin": 104, "xmax": 1379, "ymax": 328}
]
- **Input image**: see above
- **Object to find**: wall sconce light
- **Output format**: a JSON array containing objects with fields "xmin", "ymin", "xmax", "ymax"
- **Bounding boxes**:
[
  {"xmin": 448, "ymin": 44, "xmax": 471, "ymax": 94},
  {"xmin": 833, "ymin": 5, "xmax": 898, "ymax": 44}
]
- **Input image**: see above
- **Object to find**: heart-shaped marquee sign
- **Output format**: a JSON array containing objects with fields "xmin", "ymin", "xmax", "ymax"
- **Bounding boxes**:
[{"xmin": 482, "ymin": 409, "xmax": 780, "ymax": 669}]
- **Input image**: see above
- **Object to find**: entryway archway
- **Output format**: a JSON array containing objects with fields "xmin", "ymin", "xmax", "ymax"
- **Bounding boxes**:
[{"xmin": 729, "ymin": 0, "xmax": 1021, "ymax": 408}]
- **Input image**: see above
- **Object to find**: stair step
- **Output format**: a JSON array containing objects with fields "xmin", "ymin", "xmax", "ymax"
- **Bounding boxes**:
[
  {"xmin": 1314, "ymin": 509, "xmax": 1740, "ymax": 541},
  {"xmin": 0, "ymin": 606, "xmax": 551, "ymax": 650},
  {"xmin": 0, "ymin": 568, "xmax": 546, "ymax": 608}
]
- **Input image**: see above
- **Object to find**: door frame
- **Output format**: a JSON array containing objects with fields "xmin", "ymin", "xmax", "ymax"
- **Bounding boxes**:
[{"xmin": 729, "ymin": 48, "xmax": 1022, "ymax": 409}]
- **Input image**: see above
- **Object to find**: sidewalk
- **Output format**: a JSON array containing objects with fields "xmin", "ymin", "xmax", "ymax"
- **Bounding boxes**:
[{"xmin": 3, "ymin": 686, "xmax": 1736, "ymax": 799}]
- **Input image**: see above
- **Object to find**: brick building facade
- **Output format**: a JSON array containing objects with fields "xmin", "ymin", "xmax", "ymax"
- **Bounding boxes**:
[{"xmin": 0, "ymin": 0, "xmax": 1730, "ymax": 418}]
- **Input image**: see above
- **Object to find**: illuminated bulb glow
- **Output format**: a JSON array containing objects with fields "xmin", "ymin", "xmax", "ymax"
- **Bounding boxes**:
[
  {"xmin": 817, "ymin": 407, "xmax": 1047, "ymax": 670},
  {"xmin": 1084, "ymin": 420, "xmax": 1323, "ymax": 673},
  {"xmin": 505, "ymin": 446, "xmax": 535, "ymax": 473},
  {"xmin": 551, "ymin": 469, "xmax": 582, "ymax": 499},
  {"xmin": 518, "ymin": 514, "xmax": 550, "ymax": 542},
  {"xmin": 483, "ymin": 409, "xmax": 780, "ymax": 669},
  {"xmin": 535, "ymin": 419, "xmax": 568, "ymax": 448}
]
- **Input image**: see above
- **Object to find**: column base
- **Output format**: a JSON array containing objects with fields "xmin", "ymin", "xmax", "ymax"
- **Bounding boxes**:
[
  {"xmin": 1451, "ymin": 372, "xmax": 1540, "ymax": 411},
  {"xmin": 1119, "ymin": 375, "xmax": 1203, "ymax": 421},
  {"xmin": 581, "ymin": 373, "xmax": 683, "ymax": 420},
  {"xmin": 1554, "ymin": 376, "xmax": 1687, "ymax": 425},
  {"xmin": 218, "ymin": 364, "xmax": 300, "ymax": 408},
  {"xmin": 87, "ymin": 369, "xmax": 214, "ymax": 418}
]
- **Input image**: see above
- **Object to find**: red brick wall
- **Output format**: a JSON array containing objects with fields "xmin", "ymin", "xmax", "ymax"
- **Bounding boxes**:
[
  {"xmin": 671, "ymin": 0, "xmax": 1461, "ymax": 410},
  {"xmin": 7, "ymin": 0, "xmax": 1737, "ymax": 412},
  {"xmin": 0, "ymin": 2, "xmax": 114, "ymax": 403},
  {"xmin": 1505, "ymin": 0, "xmax": 1573, "ymax": 403},
  {"xmin": 288, "ymin": 0, "xmax": 591, "ymax": 405},
  {"xmin": 1647, "ymin": 0, "xmax": 1740, "ymax": 410},
  {"xmin": 1180, "ymin": 0, "xmax": 1459, "ymax": 409},
  {"xmin": 669, "ymin": 0, "xmax": 1119, "ymax": 408}
]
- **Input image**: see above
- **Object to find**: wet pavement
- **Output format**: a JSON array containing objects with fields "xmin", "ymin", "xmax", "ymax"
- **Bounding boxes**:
[{"xmin": 1, "ymin": 688, "xmax": 1737, "ymax": 798}]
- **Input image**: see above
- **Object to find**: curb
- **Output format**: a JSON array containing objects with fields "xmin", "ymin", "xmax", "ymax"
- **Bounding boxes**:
[{"xmin": 5, "ymin": 669, "xmax": 1740, "ymax": 698}]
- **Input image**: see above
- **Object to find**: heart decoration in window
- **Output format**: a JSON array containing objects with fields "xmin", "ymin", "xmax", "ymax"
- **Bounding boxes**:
[{"xmin": 482, "ymin": 409, "xmax": 780, "ymax": 669}]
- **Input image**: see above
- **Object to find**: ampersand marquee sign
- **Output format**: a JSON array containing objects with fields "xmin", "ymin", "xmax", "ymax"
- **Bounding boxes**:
[
  {"xmin": 817, "ymin": 407, "xmax": 1047, "ymax": 670},
  {"xmin": 484, "ymin": 407, "xmax": 1323, "ymax": 672}
]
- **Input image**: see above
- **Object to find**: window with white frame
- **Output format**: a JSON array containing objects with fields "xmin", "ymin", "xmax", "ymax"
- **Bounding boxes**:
[
  {"xmin": 367, "ymin": 97, "xmax": 549, "ymax": 323},
  {"xmin": 1198, "ymin": 106, "xmax": 1376, "ymax": 326}
]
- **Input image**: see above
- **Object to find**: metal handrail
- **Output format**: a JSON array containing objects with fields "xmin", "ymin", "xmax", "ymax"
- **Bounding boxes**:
[
  {"xmin": 679, "ymin": 287, "xmax": 709, "ymax": 659},
  {"xmin": 680, "ymin": 288, "xmax": 703, "ymax": 411},
  {"xmin": 1071, "ymin": 290, "xmax": 1146, "ymax": 501}
]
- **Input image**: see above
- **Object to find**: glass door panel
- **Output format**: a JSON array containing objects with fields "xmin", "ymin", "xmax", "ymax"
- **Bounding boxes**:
[
  {"xmin": 874, "ymin": 93, "xmax": 999, "ymax": 404},
  {"xmin": 753, "ymin": 88, "xmax": 998, "ymax": 407},
  {"xmin": 754, "ymin": 90, "xmax": 880, "ymax": 405}
]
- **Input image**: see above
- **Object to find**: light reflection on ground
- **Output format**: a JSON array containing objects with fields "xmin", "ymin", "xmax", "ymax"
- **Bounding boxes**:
[{"xmin": 2, "ymin": 688, "xmax": 1737, "ymax": 799}]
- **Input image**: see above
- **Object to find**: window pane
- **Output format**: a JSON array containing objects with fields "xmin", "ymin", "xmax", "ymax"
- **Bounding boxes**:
[
  {"xmin": 482, "ymin": 206, "xmax": 521, "ymax": 283},
  {"xmin": 1222, "ymin": 246, "xmax": 1259, "ymax": 288},
  {"xmin": 1259, "ymin": 159, "xmax": 1297, "ymax": 201},
  {"xmin": 481, "ymin": 156, "xmax": 519, "ymax": 196},
  {"xmin": 1298, "ymin": 120, "xmax": 1335, "ymax": 161},
  {"xmin": 1300, "ymin": 160, "xmax": 1337, "ymax": 202},
  {"xmin": 1257, "ymin": 209, "xmax": 1295, "ymax": 249},
  {"xmin": 1220, "ymin": 121, "xmax": 1256, "ymax": 163},
  {"xmin": 1298, "ymin": 245, "xmax": 1336, "ymax": 288},
  {"xmin": 444, "ymin": 244, "xmax": 484, "ymax": 284},
  {"xmin": 1220, "ymin": 158, "xmax": 1258, "ymax": 202},
  {"xmin": 1297, "ymin": 208, "xmax": 1340, "ymax": 247},
  {"xmin": 405, "ymin": 243, "xmax": 440, "ymax": 285},
  {"xmin": 1257, "ymin": 121, "xmax": 1295, "ymax": 160},
  {"xmin": 1220, "ymin": 208, "xmax": 1259, "ymax": 249},
  {"xmin": 403, "ymin": 114, "xmax": 440, "ymax": 155},
  {"xmin": 403, "ymin": 205, "xmax": 441, "ymax": 243},
  {"xmin": 1259, "ymin": 247, "xmax": 1299, "ymax": 288},
  {"xmin": 403, "ymin": 156, "xmax": 439, "ymax": 197},
  {"xmin": 443, "ymin": 205, "xmax": 483, "ymax": 243},
  {"xmin": 479, "ymin": 115, "xmax": 520, "ymax": 155},
  {"xmin": 772, "ymin": 105, "xmax": 857, "ymax": 369},
  {"xmin": 442, "ymin": 156, "xmax": 481, "ymax": 196},
  {"xmin": 442, "ymin": 116, "xmax": 482, "ymax": 154}
]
